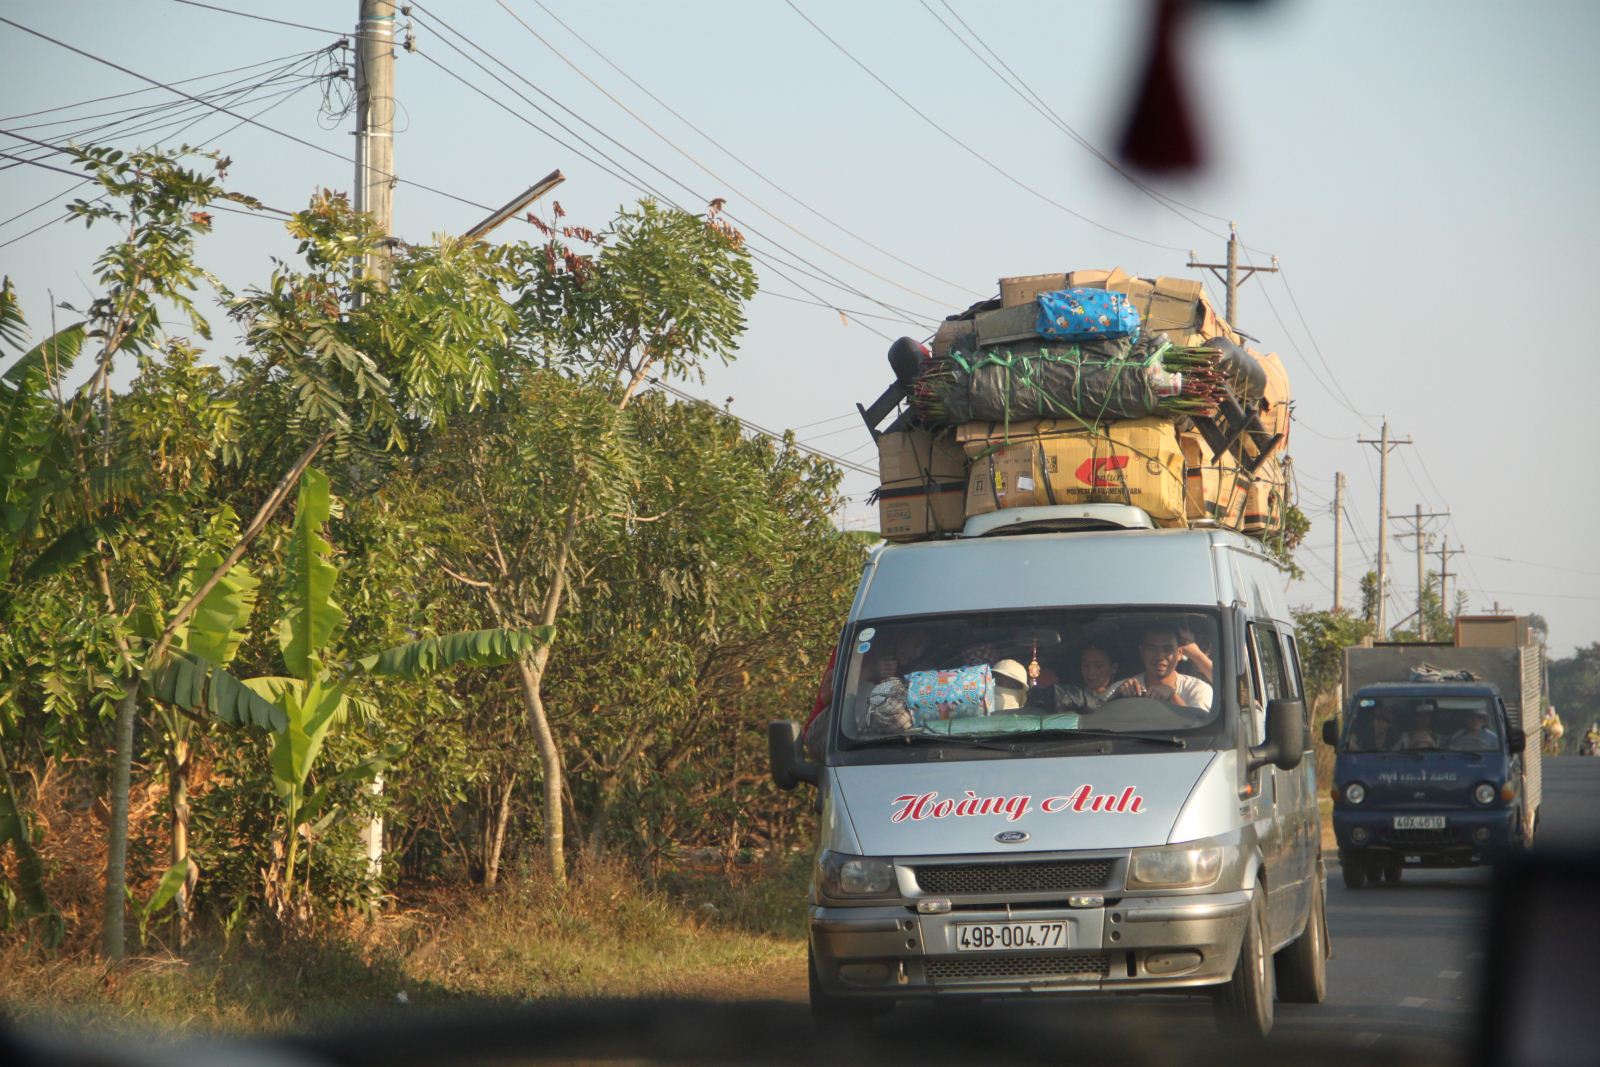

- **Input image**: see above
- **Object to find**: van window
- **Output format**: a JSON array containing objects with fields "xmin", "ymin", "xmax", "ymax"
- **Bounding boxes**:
[
  {"xmin": 835, "ymin": 609, "xmax": 1223, "ymax": 753},
  {"xmin": 1251, "ymin": 625, "xmax": 1288, "ymax": 701}
]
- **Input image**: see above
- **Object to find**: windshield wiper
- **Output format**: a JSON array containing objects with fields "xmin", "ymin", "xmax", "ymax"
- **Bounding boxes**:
[
  {"xmin": 847, "ymin": 732, "xmax": 1015, "ymax": 752},
  {"xmin": 1022, "ymin": 727, "xmax": 1187, "ymax": 749}
]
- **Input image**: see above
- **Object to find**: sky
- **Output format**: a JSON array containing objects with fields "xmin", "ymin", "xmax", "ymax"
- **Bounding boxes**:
[{"xmin": 2, "ymin": 0, "xmax": 1598, "ymax": 656}]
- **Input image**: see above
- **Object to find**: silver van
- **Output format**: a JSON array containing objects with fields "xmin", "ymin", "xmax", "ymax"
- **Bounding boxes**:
[{"xmin": 770, "ymin": 507, "xmax": 1328, "ymax": 1036}]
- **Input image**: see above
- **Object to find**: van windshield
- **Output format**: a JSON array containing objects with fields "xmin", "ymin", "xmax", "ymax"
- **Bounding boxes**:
[
  {"xmin": 837, "ymin": 609, "xmax": 1222, "ymax": 748},
  {"xmin": 1343, "ymin": 696, "xmax": 1502, "ymax": 753}
]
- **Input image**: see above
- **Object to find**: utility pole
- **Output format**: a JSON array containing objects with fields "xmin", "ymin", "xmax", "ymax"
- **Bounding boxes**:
[
  {"xmin": 354, "ymin": 0, "xmax": 394, "ymax": 884},
  {"xmin": 1332, "ymin": 472, "xmax": 1346, "ymax": 612},
  {"xmin": 1390, "ymin": 503, "xmax": 1449, "ymax": 639},
  {"xmin": 1188, "ymin": 223, "xmax": 1279, "ymax": 329},
  {"xmin": 355, "ymin": 0, "xmax": 396, "ymax": 283},
  {"xmin": 1437, "ymin": 538, "xmax": 1465, "ymax": 622},
  {"xmin": 1359, "ymin": 419, "xmax": 1412, "ymax": 638}
]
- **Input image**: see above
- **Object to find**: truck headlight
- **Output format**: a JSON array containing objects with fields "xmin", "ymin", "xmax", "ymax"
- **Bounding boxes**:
[
  {"xmin": 1472, "ymin": 782, "xmax": 1497, "ymax": 806},
  {"xmin": 1127, "ymin": 843, "xmax": 1223, "ymax": 890},
  {"xmin": 820, "ymin": 853, "xmax": 896, "ymax": 897},
  {"xmin": 1344, "ymin": 782, "xmax": 1367, "ymax": 805}
]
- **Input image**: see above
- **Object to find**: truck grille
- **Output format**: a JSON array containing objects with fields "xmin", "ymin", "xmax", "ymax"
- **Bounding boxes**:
[
  {"xmin": 913, "ymin": 859, "xmax": 1113, "ymax": 895},
  {"xmin": 927, "ymin": 952, "xmax": 1109, "ymax": 983}
]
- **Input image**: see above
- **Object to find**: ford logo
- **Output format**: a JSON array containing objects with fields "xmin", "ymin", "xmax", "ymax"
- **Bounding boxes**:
[{"xmin": 994, "ymin": 830, "xmax": 1030, "ymax": 844}]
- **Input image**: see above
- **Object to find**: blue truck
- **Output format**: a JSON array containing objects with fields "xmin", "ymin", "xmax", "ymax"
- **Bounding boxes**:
[{"xmin": 1323, "ymin": 615, "xmax": 1543, "ymax": 888}]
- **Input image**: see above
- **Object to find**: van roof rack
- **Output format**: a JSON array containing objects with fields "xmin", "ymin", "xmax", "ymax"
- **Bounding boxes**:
[{"xmin": 962, "ymin": 504, "xmax": 1156, "ymax": 538}]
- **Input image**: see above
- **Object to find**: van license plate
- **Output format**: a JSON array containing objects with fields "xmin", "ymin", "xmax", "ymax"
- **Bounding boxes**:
[
  {"xmin": 1393, "ymin": 816, "xmax": 1445, "ymax": 829},
  {"xmin": 955, "ymin": 922, "xmax": 1068, "ymax": 951}
]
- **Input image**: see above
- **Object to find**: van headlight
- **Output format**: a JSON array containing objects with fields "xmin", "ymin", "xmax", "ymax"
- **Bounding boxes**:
[
  {"xmin": 820, "ymin": 852, "xmax": 897, "ymax": 897},
  {"xmin": 1344, "ymin": 782, "xmax": 1367, "ymax": 805},
  {"xmin": 1472, "ymin": 782, "xmax": 1497, "ymax": 806},
  {"xmin": 1127, "ymin": 843, "xmax": 1223, "ymax": 890}
]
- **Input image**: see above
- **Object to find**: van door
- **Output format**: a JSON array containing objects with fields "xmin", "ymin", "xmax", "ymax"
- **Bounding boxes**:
[
  {"xmin": 1280, "ymin": 631, "xmax": 1317, "ymax": 924},
  {"xmin": 1247, "ymin": 621, "xmax": 1298, "ymax": 943}
]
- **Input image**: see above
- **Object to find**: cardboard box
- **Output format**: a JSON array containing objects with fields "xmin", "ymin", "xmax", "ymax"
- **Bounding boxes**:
[
  {"xmin": 963, "ymin": 418, "xmax": 1185, "ymax": 522},
  {"xmin": 877, "ymin": 429, "xmax": 965, "ymax": 485},
  {"xmin": 999, "ymin": 273, "xmax": 1067, "ymax": 308},
  {"xmin": 1182, "ymin": 430, "xmax": 1249, "ymax": 527},
  {"xmin": 1242, "ymin": 455, "xmax": 1285, "ymax": 536},
  {"xmin": 879, "ymin": 479, "xmax": 966, "ymax": 542},
  {"xmin": 955, "ymin": 417, "xmax": 1098, "ymax": 449},
  {"xmin": 1255, "ymin": 350, "xmax": 1291, "ymax": 447}
]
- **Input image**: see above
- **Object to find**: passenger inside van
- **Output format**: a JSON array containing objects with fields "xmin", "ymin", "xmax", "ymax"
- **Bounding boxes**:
[
  {"xmin": 1112, "ymin": 624, "xmax": 1215, "ymax": 710},
  {"xmin": 1053, "ymin": 644, "xmax": 1120, "ymax": 712}
]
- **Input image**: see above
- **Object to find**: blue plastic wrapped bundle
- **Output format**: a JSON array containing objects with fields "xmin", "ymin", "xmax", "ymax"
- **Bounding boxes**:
[
  {"xmin": 1035, "ymin": 288, "xmax": 1141, "ymax": 341},
  {"xmin": 905, "ymin": 664, "xmax": 997, "ymax": 725}
]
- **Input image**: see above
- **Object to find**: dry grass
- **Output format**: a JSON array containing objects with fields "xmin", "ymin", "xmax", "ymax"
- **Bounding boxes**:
[{"xmin": 0, "ymin": 855, "xmax": 809, "ymax": 1036}]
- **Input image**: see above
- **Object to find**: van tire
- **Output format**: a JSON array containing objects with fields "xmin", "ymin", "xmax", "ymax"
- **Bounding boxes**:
[
  {"xmin": 1381, "ymin": 863, "xmax": 1402, "ymax": 884},
  {"xmin": 1213, "ymin": 889, "xmax": 1274, "ymax": 1037},
  {"xmin": 1339, "ymin": 851, "xmax": 1367, "ymax": 890},
  {"xmin": 808, "ymin": 945, "xmax": 888, "ymax": 1029},
  {"xmin": 1275, "ymin": 872, "xmax": 1328, "ymax": 1003}
]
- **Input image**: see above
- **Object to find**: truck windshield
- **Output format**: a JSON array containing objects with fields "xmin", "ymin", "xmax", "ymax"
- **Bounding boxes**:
[
  {"xmin": 837, "ymin": 608, "xmax": 1222, "ymax": 749},
  {"xmin": 1344, "ymin": 696, "xmax": 1502, "ymax": 753}
]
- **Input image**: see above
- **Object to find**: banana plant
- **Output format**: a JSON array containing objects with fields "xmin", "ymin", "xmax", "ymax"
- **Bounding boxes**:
[{"xmin": 152, "ymin": 466, "xmax": 547, "ymax": 917}]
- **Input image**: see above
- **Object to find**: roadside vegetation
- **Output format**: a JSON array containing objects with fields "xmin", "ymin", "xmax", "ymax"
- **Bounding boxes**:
[{"xmin": 0, "ymin": 145, "xmax": 853, "ymax": 1013}]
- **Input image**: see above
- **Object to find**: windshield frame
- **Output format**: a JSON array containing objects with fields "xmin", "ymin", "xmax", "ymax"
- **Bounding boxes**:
[
  {"xmin": 826, "ymin": 603, "xmax": 1237, "ymax": 765},
  {"xmin": 1340, "ymin": 693, "xmax": 1506, "ymax": 755}
]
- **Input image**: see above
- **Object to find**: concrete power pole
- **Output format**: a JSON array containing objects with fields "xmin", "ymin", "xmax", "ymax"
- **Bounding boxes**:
[
  {"xmin": 1332, "ymin": 472, "xmax": 1346, "ymax": 612},
  {"xmin": 1187, "ymin": 224, "xmax": 1279, "ymax": 329},
  {"xmin": 1437, "ymin": 538, "xmax": 1465, "ymax": 624},
  {"xmin": 1359, "ymin": 420, "xmax": 1412, "ymax": 637},
  {"xmin": 1390, "ymin": 504, "xmax": 1449, "ymax": 639},
  {"xmin": 355, "ymin": 0, "xmax": 395, "ymax": 883},
  {"xmin": 355, "ymin": 0, "xmax": 396, "ymax": 283}
]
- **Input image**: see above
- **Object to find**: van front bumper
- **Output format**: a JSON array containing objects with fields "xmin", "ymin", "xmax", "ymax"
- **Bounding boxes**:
[
  {"xmin": 1333, "ymin": 808, "xmax": 1515, "ymax": 865},
  {"xmin": 810, "ymin": 889, "xmax": 1251, "ymax": 998}
]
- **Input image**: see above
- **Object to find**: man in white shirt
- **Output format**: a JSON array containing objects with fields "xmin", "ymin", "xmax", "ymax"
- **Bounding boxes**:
[{"xmin": 1113, "ymin": 625, "xmax": 1214, "ymax": 709}]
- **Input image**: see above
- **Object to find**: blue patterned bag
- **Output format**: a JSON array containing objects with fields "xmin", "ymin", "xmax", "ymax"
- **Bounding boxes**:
[
  {"xmin": 1035, "ymin": 288, "xmax": 1141, "ymax": 341},
  {"xmin": 905, "ymin": 664, "xmax": 996, "ymax": 725}
]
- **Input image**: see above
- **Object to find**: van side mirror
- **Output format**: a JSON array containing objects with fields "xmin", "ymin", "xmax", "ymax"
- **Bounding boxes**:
[
  {"xmin": 1507, "ymin": 725, "xmax": 1526, "ymax": 754},
  {"xmin": 768, "ymin": 720, "xmax": 820, "ymax": 790},
  {"xmin": 1320, "ymin": 719, "xmax": 1338, "ymax": 747},
  {"xmin": 1250, "ymin": 698, "xmax": 1305, "ymax": 772}
]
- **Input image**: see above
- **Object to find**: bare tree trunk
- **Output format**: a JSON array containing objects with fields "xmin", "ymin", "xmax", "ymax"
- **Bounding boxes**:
[
  {"xmin": 484, "ymin": 771, "xmax": 516, "ymax": 890},
  {"xmin": 102, "ymin": 683, "xmax": 138, "ymax": 960},
  {"xmin": 512, "ymin": 657, "xmax": 565, "ymax": 887},
  {"xmin": 168, "ymin": 737, "xmax": 196, "ymax": 951}
]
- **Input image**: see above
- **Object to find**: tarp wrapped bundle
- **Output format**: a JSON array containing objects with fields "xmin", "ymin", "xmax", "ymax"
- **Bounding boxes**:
[{"xmin": 910, "ymin": 334, "xmax": 1224, "ymax": 427}]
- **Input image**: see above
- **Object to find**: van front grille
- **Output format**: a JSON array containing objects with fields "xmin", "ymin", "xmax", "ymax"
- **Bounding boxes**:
[
  {"xmin": 926, "ymin": 952, "xmax": 1108, "ymax": 983},
  {"xmin": 913, "ymin": 859, "xmax": 1113, "ymax": 896}
]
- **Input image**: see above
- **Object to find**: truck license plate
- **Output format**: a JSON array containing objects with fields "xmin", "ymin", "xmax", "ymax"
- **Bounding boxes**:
[
  {"xmin": 1393, "ymin": 816, "xmax": 1445, "ymax": 829},
  {"xmin": 955, "ymin": 922, "xmax": 1068, "ymax": 951}
]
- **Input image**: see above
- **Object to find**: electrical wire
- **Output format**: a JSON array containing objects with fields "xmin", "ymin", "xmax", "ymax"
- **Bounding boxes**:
[
  {"xmin": 404, "ymin": 34, "xmax": 915, "ymax": 339},
  {"xmin": 0, "ymin": 47, "xmax": 331, "ymax": 122},
  {"xmin": 921, "ymin": 0, "xmax": 1231, "ymax": 234},
  {"xmin": 1277, "ymin": 264, "xmax": 1375, "ymax": 424},
  {"xmin": 473, "ymin": 0, "xmax": 972, "ymax": 308},
  {"xmin": 166, "ymin": 0, "xmax": 344, "ymax": 36},
  {"xmin": 521, "ymin": 0, "xmax": 981, "ymax": 300},
  {"xmin": 782, "ymin": 0, "xmax": 1190, "ymax": 254},
  {"xmin": 0, "ymin": 15, "xmax": 519, "ymax": 220},
  {"xmin": 413, "ymin": 3, "xmax": 944, "ymax": 329}
]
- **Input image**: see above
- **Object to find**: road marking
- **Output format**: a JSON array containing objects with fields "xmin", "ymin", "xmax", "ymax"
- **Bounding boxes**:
[
  {"xmin": 1354, "ymin": 1033, "xmax": 1382, "ymax": 1048},
  {"xmin": 1438, "ymin": 970, "xmax": 1461, "ymax": 979},
  {"xmin": 1400, "ymin": 996, "xmax": 1428, "ymax": 1008}
]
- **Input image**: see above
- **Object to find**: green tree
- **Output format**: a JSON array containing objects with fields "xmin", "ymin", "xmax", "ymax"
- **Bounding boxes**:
[{"xmin": 430, "ymin": 199, "xmax": 757, "ymax": 887}]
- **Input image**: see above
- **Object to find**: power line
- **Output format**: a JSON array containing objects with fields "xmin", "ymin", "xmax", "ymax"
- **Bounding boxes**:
[
  {"xmin": 650, "ymin": 379, "xmax": 878, "ymax": 478},
  {"xmin": 166, "ymin": 0, "xmax": 344, "ymax": 36},
  {"xmin": 1275, "ymin": 263, "xmax": 1374, "ymax": 424},
  {"xmin": 522, "ymin": 0, "xmax": 983, "ymax": 301},
  {"xmin": 0, "ymin": 47, "xmax": 332, "ymax": 123},
  {"xmin": 920, "ymin": 0, "xmax": 1231, "ymax": 234},
  {"xmin": 416, "ymin": 2, "xmax": 944, "ymax": 328},
  {"xmin": 0, "ymin": 15, "xmax": 515, "ymax": 220},
  {"xmin": 781, "ymin": 0, "xmax": 1191, "ymax": 254}
]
